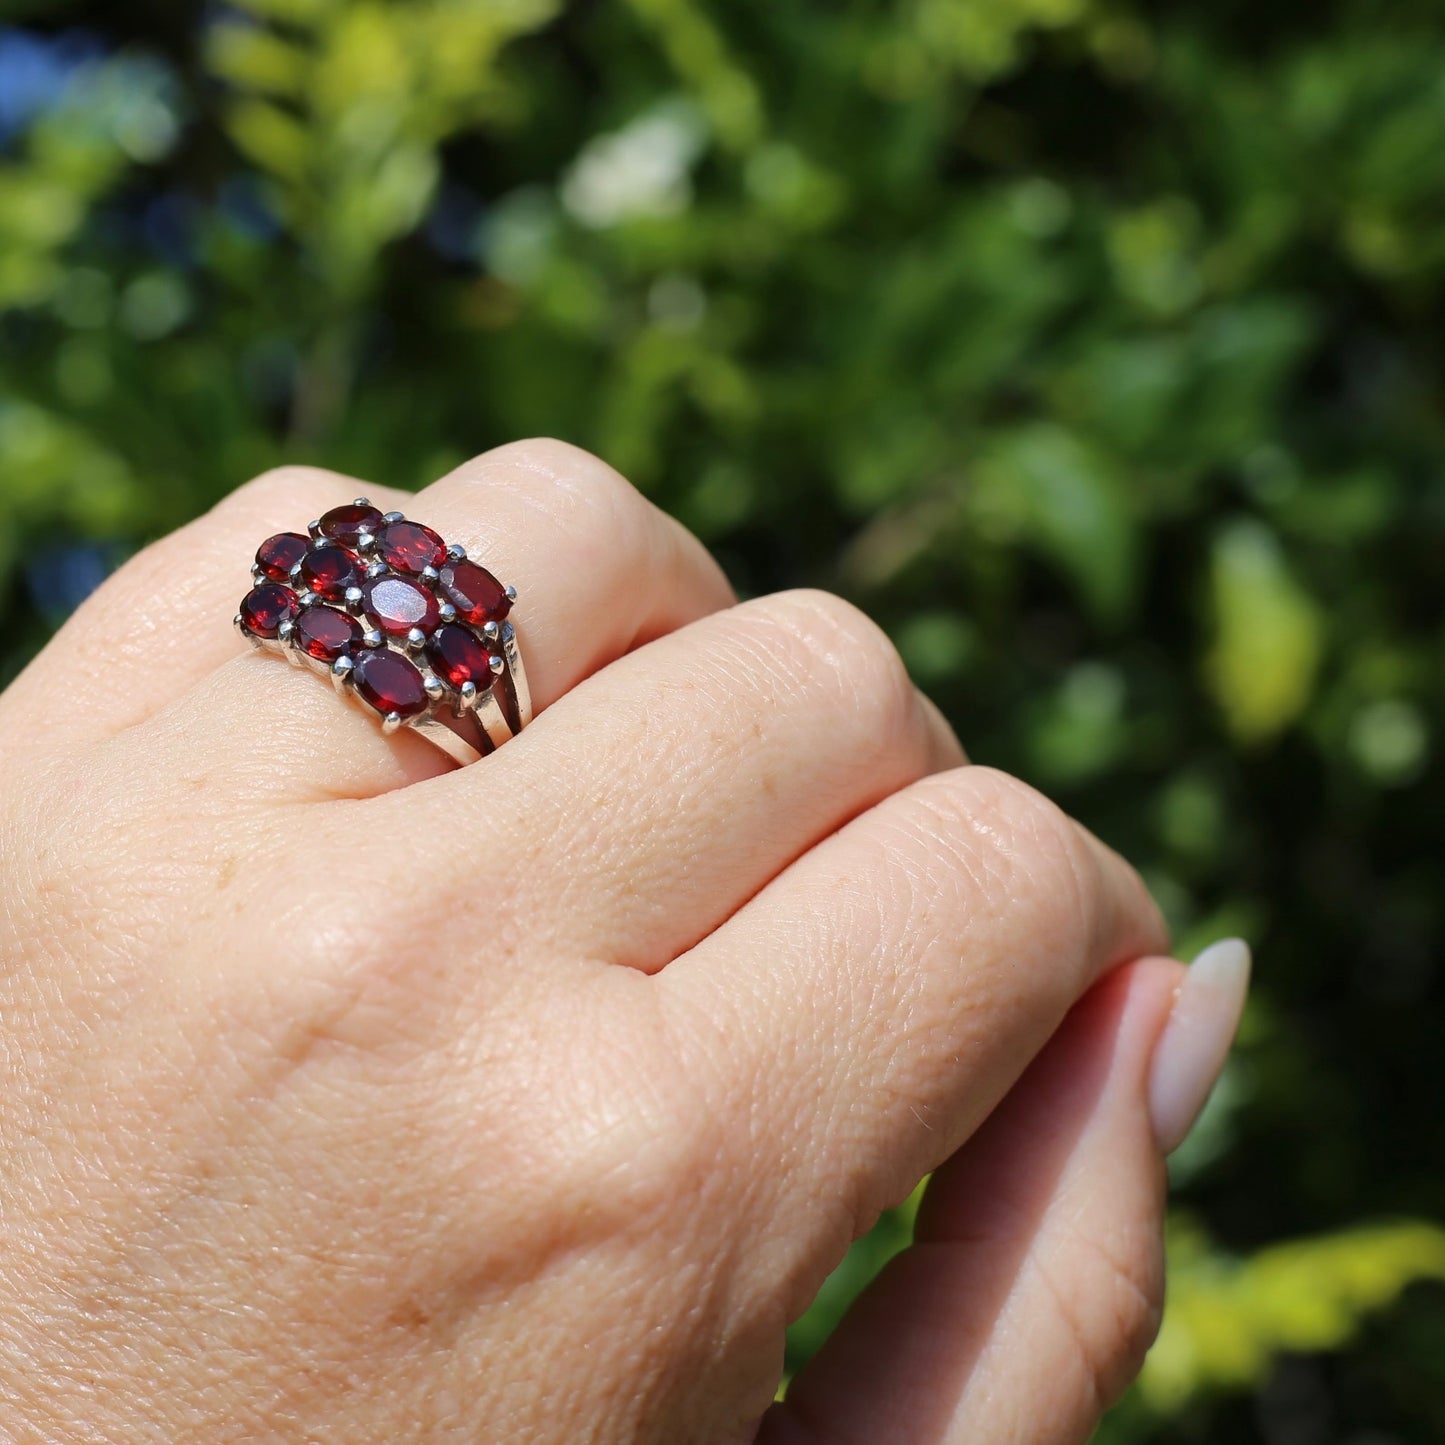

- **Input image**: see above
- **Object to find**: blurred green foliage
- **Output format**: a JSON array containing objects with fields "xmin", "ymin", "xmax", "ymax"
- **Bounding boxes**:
[{"xmin": 2, "ymin": 0, "xmax": 1444, "ymax": 1438}]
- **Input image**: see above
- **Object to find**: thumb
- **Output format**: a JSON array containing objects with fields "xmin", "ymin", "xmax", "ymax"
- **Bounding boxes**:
[{"xmin": 759, "ymin": 943, "xmax": 1249, "ymax": 1444}]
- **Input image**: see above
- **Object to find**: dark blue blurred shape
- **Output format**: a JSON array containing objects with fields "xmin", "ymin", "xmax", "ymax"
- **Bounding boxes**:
[
  {"xmin": 144, "ymin": 192, "xmax": 200, "ymax": 268},
  {"xmin": 25, "ymin": 540, "xmax": 118, "ymax": 622},
  {"xmin": 425, "ymin": 183, "xmax": 485, "ymax": 264},
  {"xmin": 0, "ymin": 26, "xmax": 104, "ymax": 143},
  {"xmin": 218, "ymin": 172, "xmax": 282, "ymax": 242}
]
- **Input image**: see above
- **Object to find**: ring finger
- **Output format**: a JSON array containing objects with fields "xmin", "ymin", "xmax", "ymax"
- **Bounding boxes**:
[{"xmin": 77, "ymin": 440, "xmax": 737, "ymax": 794}]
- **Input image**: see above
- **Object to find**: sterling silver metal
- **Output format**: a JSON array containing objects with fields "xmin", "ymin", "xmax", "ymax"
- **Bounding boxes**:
[{"xmin": 240, "ymin": 497, "xmax": 529, "ymax": 766}]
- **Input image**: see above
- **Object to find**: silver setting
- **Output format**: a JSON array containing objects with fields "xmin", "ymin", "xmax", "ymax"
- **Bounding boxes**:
[
  {"xmin": 237, "ymin": 503, "xmax": 529, "ymax": 765},
  {"xmin": 505, "ymin": 584, "xmax": 518, "ymax": 603}
]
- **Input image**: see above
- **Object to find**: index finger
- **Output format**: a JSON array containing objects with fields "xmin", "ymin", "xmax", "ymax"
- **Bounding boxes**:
[{"xmin": 658, "ymin": 765, "xmax": 1168, "ymax": 1279}]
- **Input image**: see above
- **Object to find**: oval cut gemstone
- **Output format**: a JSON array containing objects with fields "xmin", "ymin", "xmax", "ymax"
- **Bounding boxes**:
[
  {"xmin": 439, "ymin": 559, "xmax": 510, "ymax": 625},
  {"xmin": 298, "ymin": 546, "xmax": 360, "ymax": 601},
  {"xmin": 376, "ymin": 520, "xmax": 446, "ymax": 574},
  {"xmin": 294, "ymin": 605, "xmax": 361, "ymax": 662},
  {"xmin": 362, "ymin": 574, "xmax": 440, "ymax": 636},
  {"xmin": 239, "ymin": 583, "xmax": 299, "ymax": 639},
  {"xmin": 255, "ymin": 531, "xmax": 310, "ymax": 583},
  {"xmin": 425, "ymin": 623, "xmax": 495, "ymax": 690},
  {"xmin": 352, "ymin": 648, "xmax": 427, "ymax": 718},
  {"xmin": 318, "ymin": 502, "xmax": 383, "ymax": 552}
]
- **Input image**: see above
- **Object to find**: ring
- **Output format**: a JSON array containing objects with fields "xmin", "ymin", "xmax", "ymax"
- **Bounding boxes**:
[{"xmin": 235, "ymin": 499, "xmax": 531, "ymax": 766}]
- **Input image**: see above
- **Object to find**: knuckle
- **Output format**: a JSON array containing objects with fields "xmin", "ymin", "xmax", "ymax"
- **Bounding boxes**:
[
  {"xmin": 1048, "ymin": 1227, "xmax": 1165, "ymax": 1409},
  {"xmin": 474, "ymin": 436, "xmax": 643, "ymax": 520},
  {"xmin": 223, "ymin": 464, "xmax": 355, "ymax": 520},
  {"xmin": 963, "ymin": 765, "xmax": 1096, "ymax": 926},
  {"xmin": 749, "ymin": 589, "xmax": 919, "ymax": 750},
  {"xmin": 891, "ymin": 766, "xmax": 1101, "ymax": 1001}
]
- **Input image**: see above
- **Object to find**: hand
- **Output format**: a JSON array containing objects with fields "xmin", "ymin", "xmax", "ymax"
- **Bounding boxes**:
[{"xmin": 0, "ymin": 441, "xmax": 1240, "ymax": 1442}]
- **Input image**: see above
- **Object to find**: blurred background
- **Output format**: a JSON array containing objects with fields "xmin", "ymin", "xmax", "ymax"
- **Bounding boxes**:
[{"xmin": 2, "ymin": 0, "xmax": 1443, "ymax": 1438}]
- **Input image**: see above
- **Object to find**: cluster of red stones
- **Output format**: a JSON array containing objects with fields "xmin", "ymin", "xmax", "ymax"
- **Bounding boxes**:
[{"xmin": 238, "ymin": 501, "xmax": 512, "ymax": 723}]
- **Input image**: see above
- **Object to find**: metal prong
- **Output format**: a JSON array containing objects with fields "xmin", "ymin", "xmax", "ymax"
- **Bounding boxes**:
[
  {"xmin": 308, "ymin": 519, "xmax": 322, "ymax": 540},
  {"xmin": 381, "ymin": 711, "xmax": 402, "ymax": 735},
  {"xmin": 289, "ymin": 561, "xmax": 303, "ymax": 583},
  {"xmin": 331, "ymin": 655, "xmax": 354, "ymax": 694},
  {"xmin": 354, "ymin": 496, "xmax": 370, "ymax": 507},
  {"xmin": 420, "ymin": 564, "xmax": 440, "ymax": 585},
  {"xmin": 251, "ymin": 564, "xmax": 265, "ymax": 585},
  {"xmin": 356, "ymin": 531, "xmax": 376, "ymax": 554},
  {"xmin": 362, "ymin": 628, "xmax": 384, "ymax": 649},
  {"xmin": 383, "ymin": 510, "xmax": 405, "ymax": 525},
  {"xmin": 489, "ymin": 653, "xmax": 505, "ymax": 675},
  {"xmin": 366, "ymin": 560, "xmax": 388, "ymax": 579},
  {"xmin": 481, "ymin": 620, "xmax": 500, "ymax": 643},
  {"xmin": 405, "ymin": 627, "xmax": 426, "ymax": 652},
  {"xmin": 423, "ymin": 672, "xmax": 446, "ymax": 703},
  {"xmin": 344, "ymin": 586, "xmax": 364, "ymax": 613},
  {"xmin": 446, "ymin": 543, "xmax": 466, "ymax": 562},
  {"xmin": 438, "ymin": 602, "xmax": 457, "ymax": 624},
  {"xmin": 278, "ymin": 619, "xmax": 295, "ymax": 643},
  {"xmin": 458, "ymin": 679, "xmax": 478, "ymax": 713},
  {"xmin": 505, "ymin": 585, "xmax": 517, "ymax": 602},
  {"xmin": 297, "ymin": 589, "xmax": 317, "ymax": 608}
]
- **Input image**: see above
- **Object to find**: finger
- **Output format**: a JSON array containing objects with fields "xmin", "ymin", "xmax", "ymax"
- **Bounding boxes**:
[
  {"xmin": 0, "ymin": 468, "xmax": 417, "ymax": 749},
  {"xmin": 104, "ymin": 440, "xmax": 737, "ymax": 798},
  {"xmin": 399, "ymin": 589, "xmax": 966, "ymax": 968},
  {"xmin": 759, "ymin": 958, "xmax": 1182, "ymax": 1445},
  {"xmin": 664, "ymin": 765, "xmax": 1170, "ymax": 1273}
]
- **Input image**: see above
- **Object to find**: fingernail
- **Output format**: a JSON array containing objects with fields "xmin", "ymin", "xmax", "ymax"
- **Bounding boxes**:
[{"xmin": 1148, "ymin": 938, "xmax": 1252, "ymax": 1155}]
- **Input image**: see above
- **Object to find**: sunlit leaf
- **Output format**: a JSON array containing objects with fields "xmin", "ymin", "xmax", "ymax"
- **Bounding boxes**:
[
  {"xmin": 1142, "ymin": 1220, "xmax": 1445, "ymax": 1408},
  {"xmin": 1205, "ymin": 518, "xmax": 1324, "ymax": 744}
]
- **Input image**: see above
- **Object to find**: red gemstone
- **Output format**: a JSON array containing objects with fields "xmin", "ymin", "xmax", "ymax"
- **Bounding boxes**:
[
  {"xmin": 425, "ymin": 624, "xmax": 496, "ymax": 690},
  {"xmin": 439, "ymin": 559, "xmax": 511, "ymax": 625},
  {"xmin": 352, "ymin": 648, "xmax": 427, "ymax": 718},
  {"xmin": 255, "ymin": 531, "xmax": 310, "ymax": 583},
  {"xmin": 362, "ymin": 574, "xmax": 440, "ymax": 636},
  {"xmin": 376, "ymin": 520, "xmax": 446, "ymax": 575},
  {"xmin": 318, "ymin": 502, "xmax": 383, "ymax": 552},
  {"xmin": 298, "ymin": 546, "xmax": 360, "ymax": 601},
  {"xmin": 294, "ymin": 605, "xmax": 361, "ymax": 662},
  {"xmin": 239, "ymin": 583, "xmax": 299, "ymax": 639}
]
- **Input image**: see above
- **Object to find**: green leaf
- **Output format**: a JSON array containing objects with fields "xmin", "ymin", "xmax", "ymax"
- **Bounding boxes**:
[
  {"xmin": 1142, "ymin": 1219, "xmax": 1445, "ymax": 1408},
  {"xmin": 1204, "ymin": 518, "xmax": 1324, "ymax": 744},
  {"xmin": 974, "ymin": 423, "xmax": 1140, "ymax": 625}
]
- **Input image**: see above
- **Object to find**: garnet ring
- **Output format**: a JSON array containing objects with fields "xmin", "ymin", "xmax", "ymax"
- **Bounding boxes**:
[{"xmin": 236, "ymin": 499, "xmax": 531, "ymax": 766}]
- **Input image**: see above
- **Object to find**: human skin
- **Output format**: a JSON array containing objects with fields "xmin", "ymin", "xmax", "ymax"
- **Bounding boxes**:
[{"xmin": 0, "ymin": 439, "xmax": 1221, "ymax": 1442}]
